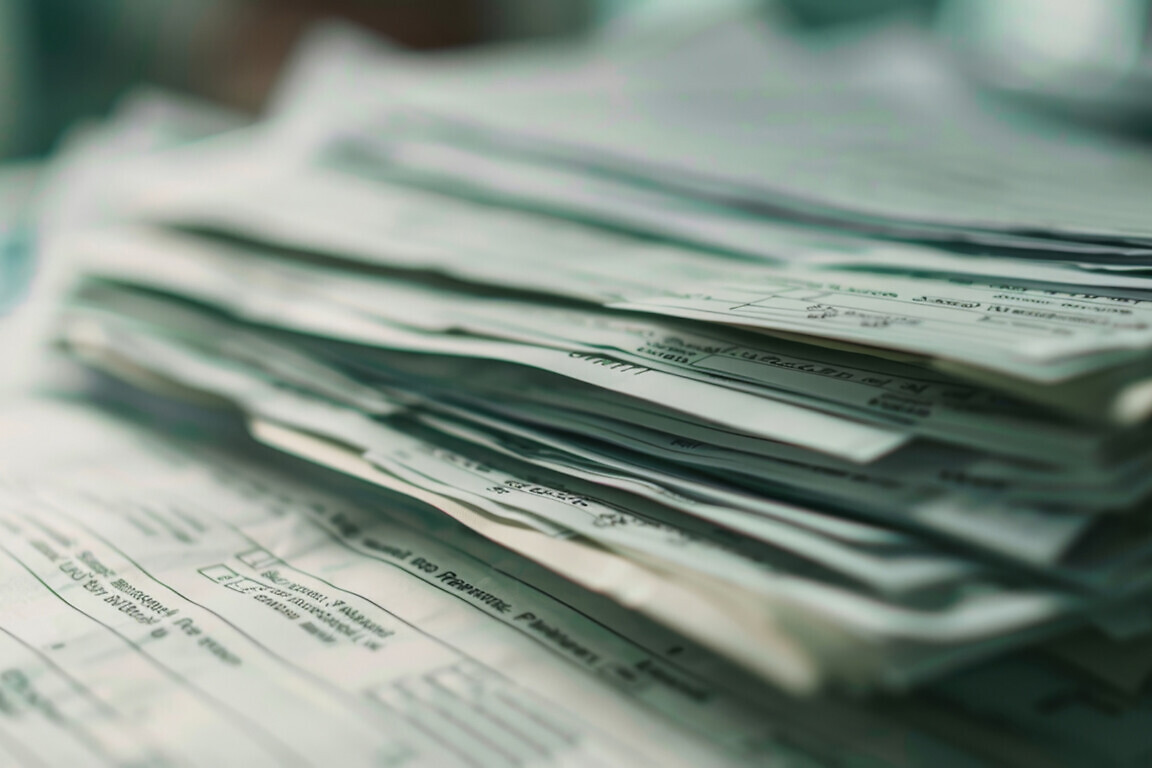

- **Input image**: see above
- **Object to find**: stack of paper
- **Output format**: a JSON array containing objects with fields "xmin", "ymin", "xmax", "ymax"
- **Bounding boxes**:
[{"xmin": 37, "ymin": 14, "xmax": 1152, "ymax": 768}]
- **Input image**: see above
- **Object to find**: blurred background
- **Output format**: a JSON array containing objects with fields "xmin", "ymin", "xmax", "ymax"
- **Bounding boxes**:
[
  {"xmin": 4, "ymin": 0, "xmax": 1152, "ymax": 160},
  {"xmin": 0, "ymin": 0, "xmax": 602, "ymax": 159}
]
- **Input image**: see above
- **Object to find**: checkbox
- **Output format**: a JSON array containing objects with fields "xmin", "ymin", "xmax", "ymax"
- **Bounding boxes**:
[
  {"xmin": 237, "ymin": 547, "xmax": 280, "ymax": 569},
  {"xmin": 225, "ymin": 578, "xmax": 269, "ymax": 595},
  {"xmin": 198, "ymin": 565, "xmax": 239, "ymax": 584}
]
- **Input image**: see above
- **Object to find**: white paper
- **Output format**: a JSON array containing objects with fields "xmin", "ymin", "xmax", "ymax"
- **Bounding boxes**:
[
  {"xmin": 613, "ymin": 271, "xmax": 1152, "ymax": 381},
  {"xmin": 61, "ymin": 316, "xmax": 1082, "ymax": 654},
  {"xmin": 66, "ymin": 296, "xmax": 1115, "ymax": 570},
  {"xmin": 68, "ymin": 228, "xmax": 905, "ymax": 463},
  {"xmin": 0, "ymin": 397, "xmax": 841, "ymax": 767},
  {"xmin": 309, "ymin": 20, "xmax": 1152, "ymax": 244}
]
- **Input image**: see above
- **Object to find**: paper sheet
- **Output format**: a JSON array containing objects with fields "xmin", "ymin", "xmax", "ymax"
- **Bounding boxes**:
[
  {"xmin": 0, "ymin": 397, "xmax": 846, "ymax": 767},
  {"xmin": 312, "ymin": 21, "xmax": 1152, "ymax": 244}
]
